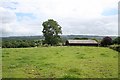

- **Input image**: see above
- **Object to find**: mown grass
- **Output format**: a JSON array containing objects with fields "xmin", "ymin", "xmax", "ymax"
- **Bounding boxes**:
[{"xmin": 2, "ymin": 46, "xmax": 118, "ymax": 78}]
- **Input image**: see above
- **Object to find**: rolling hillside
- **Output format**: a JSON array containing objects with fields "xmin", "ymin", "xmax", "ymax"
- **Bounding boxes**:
[{"xmin": 2, "ymin": 46, "xmax": 118, "ymax": 78}]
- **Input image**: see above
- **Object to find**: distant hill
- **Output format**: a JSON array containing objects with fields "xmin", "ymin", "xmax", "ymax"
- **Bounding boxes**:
[
  {"xmin": 62, "ymin": 35, "xmax": 117, "ymax": 40},
  {"xmin": 2, "ymin": 36, "xmax": 44, "ymax": 41},
  {"xmin": 2, "ymin": 35, "xmax": 117, "ymax": 41}
]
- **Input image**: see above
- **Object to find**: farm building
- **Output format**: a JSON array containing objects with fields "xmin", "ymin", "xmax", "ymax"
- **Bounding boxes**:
[{"xmin": 65, "ymin": 40, "xmax": 98, "ymax": 46}]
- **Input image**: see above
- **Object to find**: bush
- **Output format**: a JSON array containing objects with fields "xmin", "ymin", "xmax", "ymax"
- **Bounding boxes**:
[
  {"xmin": 100, "ymin": 37, "xmax": 112, "ymax": 47},
  {"xmin": 43, "ymin": 44, "xmax": 49, "ymax": 47},
  {"xmin": 91, "ymin": 38, "xmax": 98, "ymax": 42},
  {"xmin": 112, "ymin": 37, "xmax": 120, "ymax": 44},
  {"xmin": 2, "ymin": 40, "xmax": 41, "ymax": 48},
  {"xmin": 109, "ymin": 45, "xmax": 120, "ymax": 52}
]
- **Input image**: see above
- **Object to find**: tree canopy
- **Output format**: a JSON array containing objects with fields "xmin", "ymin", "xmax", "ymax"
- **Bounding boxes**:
[
  {"xmin": 100, "ymin": 36, "xmax": 112, "ymax": 47},
  {"xmin": 42, "ymin": 19, "xmax": 62, "ymax": 45},
  {"xmin": 112, "ymin": 37, "xmax": 120, "ymax": 44}
]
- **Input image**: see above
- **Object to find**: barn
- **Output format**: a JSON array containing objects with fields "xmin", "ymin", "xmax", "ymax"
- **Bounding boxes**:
[{"xmin": 65, "ymin": 40, "xmax": 98, "ymax": 46}]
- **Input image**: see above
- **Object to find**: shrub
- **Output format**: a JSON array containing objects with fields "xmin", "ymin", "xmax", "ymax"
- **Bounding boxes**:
[
  {"xmin": 109, "ymin": 45, "xmax": 120, "ymax": 52},
  {"xmin": 43, "ymin": 44, "xmax": 49, "ymax": 47},
  {"xmin": 2, "ymin": 40, "xmax": 39, "ymax": 48},
  {"xmin": 112, "ymin": 37, "xmax": 120, "ymax": 44},
  {"xmin": 100, "ymin": 37, "xmax": 112, "ymax": 47}
]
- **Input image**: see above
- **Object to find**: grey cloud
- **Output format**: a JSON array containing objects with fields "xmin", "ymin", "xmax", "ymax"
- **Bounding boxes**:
[
  {"xmin": 0, "ymin": 1, "xmax": 18, "ymax": 10},
  {"xmin": 0, "ymin": 7, "xmax": 16, "ymax": 24},
  {"xmin": 61, "ymin": 16, "xmax": 117, "ymax": 35},
  {"xmin": 0, "ymin": 7, "xmax": 17, "ymax": 36}
]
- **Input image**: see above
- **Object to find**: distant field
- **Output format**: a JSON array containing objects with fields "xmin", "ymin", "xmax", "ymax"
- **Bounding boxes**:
[{"xmin": 2, "ymin": 46, "xmax": 118, "ymax": 78}]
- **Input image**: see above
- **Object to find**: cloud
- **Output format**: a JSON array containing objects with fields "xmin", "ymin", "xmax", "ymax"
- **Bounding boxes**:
[
  {"xmin": 0, "ymin": 0, "xmax": 119, "ymax": 36},
  {"xmin": 13, "ymin": 0, "xmax": 119, "ymax": 18},
  {"xmin": 0, "ymin": 7, "xmax": 17, "ymax": 36},
  {"xmin": 0, "ymin": 7, "xmax": 41, "ymax": 36},
  {"xmin": 0, "ymin": 7, "xmax": 16, "ymax": 23},
  {"xmin": 60, "ymin": 15, "xmax": 118, "ymax": 35}
]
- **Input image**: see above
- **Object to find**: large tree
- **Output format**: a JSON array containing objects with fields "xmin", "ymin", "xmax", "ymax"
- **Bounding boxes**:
[
  {"xmin": 42, "ymin": 19, "xmax": 62, "ymax": 45},
  {"xmin": 112, "ymin": 37, "xmax": 120, "ymax": 44},
  {"xmin": 100, "ymin": 36, "xmax": 112, "ymax": 47}
]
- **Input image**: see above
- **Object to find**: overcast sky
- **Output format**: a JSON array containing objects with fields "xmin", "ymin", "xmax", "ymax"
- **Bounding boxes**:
[{"xmin": 0, "ymin": 0, "xmax": 119, "ymax": 37}]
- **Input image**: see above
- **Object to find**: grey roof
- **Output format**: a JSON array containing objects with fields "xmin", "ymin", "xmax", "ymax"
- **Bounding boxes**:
[{"xmin": 67, "ymin": 40, "xmax": 98, "ymax": 44}]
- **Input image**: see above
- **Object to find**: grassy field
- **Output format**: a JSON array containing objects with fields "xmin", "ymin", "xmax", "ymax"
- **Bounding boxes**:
[{"xmin": 2, "ymin": 46, "xmax": 118, "ymax": 78}]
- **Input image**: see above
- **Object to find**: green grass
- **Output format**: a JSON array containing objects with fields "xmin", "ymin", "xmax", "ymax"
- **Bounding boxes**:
[{"xmin": 2, "ymin": 46, "xmax": 118, "ymax": 78}]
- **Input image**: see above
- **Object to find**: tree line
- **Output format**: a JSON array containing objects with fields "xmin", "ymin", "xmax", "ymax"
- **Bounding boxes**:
[
  {"xmin": 2, "ymin": 37, "xmax": 120, "ymax": 48},
  {"xmin": 2, "ymin": 40, "xmax": 42, "ymax": 48}
]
